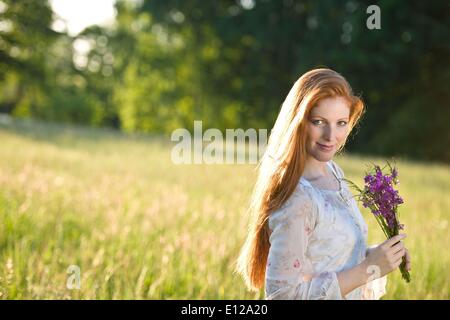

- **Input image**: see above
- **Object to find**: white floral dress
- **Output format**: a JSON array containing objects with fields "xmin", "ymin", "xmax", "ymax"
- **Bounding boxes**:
[{"xmin": 265, "ymin": 160, "xmax": 387, "ymax": 300}]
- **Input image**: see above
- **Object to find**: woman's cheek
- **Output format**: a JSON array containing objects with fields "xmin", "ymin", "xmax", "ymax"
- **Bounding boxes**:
[
  {"xmin": 338, "ymin": 127, "xmax": 349, "ymax": 141},
  {"xmin": 309, "ymin": 125, "xmax": 321, "ymax": 139}
]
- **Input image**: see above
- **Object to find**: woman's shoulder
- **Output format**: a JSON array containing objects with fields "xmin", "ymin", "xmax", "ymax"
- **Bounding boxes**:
[{"xmin": 269, "ymin": 180, "xmax": 318, "ymax": 225}]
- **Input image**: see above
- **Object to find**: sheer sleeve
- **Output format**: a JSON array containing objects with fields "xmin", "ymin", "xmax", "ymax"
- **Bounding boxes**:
[
  {"xmin": 265, "ymin": 184, "xmax": 343, "ymax": 300},
  {"xmin": 361, "ymin": 245, "xmax": 388, "ymax": 300}
]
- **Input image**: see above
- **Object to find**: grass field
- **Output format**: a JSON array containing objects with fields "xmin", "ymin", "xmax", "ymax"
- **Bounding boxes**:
[{"xmin": 0, "ymin": 116, "xmax": 449, "ymax": 299}]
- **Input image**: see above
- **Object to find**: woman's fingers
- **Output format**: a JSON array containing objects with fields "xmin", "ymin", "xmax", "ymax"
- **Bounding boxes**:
[
  {"xmin": 383, "ymin": 234, "xmax": 407, "ymax": 249},
  {"xmin": 387, "ymin": 241, "xmax": 405, "ymax": 255},
  {"xmin": 392, "ymin": 256, "xmax": 404, "ymax": 268},
  {"xmin": 392, "ymin": 248, "xmax": 406, "ymax": 262}
]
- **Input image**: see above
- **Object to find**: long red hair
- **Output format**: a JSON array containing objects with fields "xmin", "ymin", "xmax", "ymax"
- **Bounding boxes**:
[{"xmin": 234, "ymin": 68, "xmax": 365, "ymax": 292}]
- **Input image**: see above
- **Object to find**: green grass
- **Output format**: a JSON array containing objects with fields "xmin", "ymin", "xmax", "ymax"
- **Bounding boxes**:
[{"xmin": 0, "ymin": 116, "xmax": 449, "ymax": 299}]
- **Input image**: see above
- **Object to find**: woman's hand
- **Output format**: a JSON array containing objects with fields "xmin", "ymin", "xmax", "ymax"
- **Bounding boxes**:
[{"xmin": 363, "ymin": 234, "xmax": 408, "ymax": 279}]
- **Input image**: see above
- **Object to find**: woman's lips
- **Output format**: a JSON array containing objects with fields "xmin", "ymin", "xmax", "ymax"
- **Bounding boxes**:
[{"xmin": 317, "ymin": 143, "xmax": 334, "ymax": 152}]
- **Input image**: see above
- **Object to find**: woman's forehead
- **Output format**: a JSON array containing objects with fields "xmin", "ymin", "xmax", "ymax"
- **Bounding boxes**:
[{"xmin": 310, "ymin": 97, "xmax": 350, "ymax": 118}]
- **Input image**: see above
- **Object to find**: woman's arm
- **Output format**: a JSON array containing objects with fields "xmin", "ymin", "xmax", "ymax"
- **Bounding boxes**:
[
  {"xmin": 266, "ymin": 185, "xmax": 343, "ymax": 300},
  {"xmin": 338, "ymin": 234, "xmax": 408, "ymax": 297},
  {"xmin": 336, "ymin": 261, "xmax": 371, "ymax": 297}
]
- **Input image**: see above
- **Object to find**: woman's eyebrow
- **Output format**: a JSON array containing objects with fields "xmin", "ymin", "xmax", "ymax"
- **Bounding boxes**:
[{"xmin": 310, "ymin": 116, "xmax": 349, "ymax": 121}]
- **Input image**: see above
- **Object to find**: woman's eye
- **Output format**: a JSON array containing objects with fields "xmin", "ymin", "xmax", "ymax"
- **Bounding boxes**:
[{"xmin": 311, "ymin": 120, "xmax": 347, "ymax": 126}]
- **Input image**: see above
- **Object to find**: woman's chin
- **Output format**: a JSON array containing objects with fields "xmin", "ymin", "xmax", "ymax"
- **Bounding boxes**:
[{"xmin": 311, "ymin": 150, "xmax": 335, "ymax": 162}]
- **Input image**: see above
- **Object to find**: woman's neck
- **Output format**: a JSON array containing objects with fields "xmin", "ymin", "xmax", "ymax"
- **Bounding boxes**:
[{"xmin": 303, "ymin": 157, "xmax": 330, "ymax": 181}]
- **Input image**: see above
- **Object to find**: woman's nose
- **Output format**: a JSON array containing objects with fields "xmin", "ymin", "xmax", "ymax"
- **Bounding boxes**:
[{"xmin": 322, "ymin": 125, "xmax": 334, "ymax": 140}]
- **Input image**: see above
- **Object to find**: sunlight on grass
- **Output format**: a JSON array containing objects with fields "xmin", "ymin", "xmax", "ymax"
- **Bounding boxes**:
[{"xmin": 0, "ymin": 118, "xmax": 448, "ymax": 299}]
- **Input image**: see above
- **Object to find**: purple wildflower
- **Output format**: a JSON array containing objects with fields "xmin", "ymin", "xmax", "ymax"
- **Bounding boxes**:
[{"xmin": 345, "ymin": 161, "xmax": 410, "ymax": 283}]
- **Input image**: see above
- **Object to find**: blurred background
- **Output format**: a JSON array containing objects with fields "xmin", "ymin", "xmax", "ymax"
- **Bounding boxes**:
[
  {"xmin": 0, "ymin": 0, "xmax": 449, "ymax": 299},
  {"xmin": 1, "ymin": 0, "xmax": 449, "ymax": 161}
]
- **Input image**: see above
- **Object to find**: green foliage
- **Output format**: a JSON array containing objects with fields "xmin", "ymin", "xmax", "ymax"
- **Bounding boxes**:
[{"xmin": 0, "ymin": 0, "xmax": 448, "ymax": 162}]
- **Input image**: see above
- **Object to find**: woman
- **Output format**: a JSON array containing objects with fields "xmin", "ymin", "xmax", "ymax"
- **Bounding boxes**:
[{"xmin": 235, "ymin": 68, "xmax": 411, "ymax": 299}]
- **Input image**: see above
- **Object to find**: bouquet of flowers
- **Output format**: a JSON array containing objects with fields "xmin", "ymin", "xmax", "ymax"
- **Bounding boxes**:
[{"xmin": 343, "ymin": 160, "xmax": 411, "ymax": 283}]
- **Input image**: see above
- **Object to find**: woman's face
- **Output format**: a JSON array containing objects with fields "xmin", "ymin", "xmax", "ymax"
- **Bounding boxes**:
[{"xmin": 305, "ymin": 96, "xmax": 351, "ymax": 162}]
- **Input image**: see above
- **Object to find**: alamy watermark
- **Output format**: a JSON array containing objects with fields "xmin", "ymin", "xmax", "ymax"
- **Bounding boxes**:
[
  {"xmin": 66, "ymin": 265, "xmax": 81, "ymax": 290},
  {"xmin": 366, "ymin": 5, "xmax": 381, "ymax": 30},
  {"xmin": 171, "ymin": 121, "xmax": 268, "ymax": 164}
]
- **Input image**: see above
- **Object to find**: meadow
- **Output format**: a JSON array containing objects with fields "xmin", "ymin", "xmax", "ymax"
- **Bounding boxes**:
[{"xmin": 0, "ymin": 116, "xmax": 449, "ymax": 299}]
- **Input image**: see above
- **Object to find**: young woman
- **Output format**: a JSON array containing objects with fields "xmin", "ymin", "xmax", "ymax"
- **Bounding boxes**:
[{"xmin": 235, "ymin": 68, "xmax": 411, "ymax": 299}]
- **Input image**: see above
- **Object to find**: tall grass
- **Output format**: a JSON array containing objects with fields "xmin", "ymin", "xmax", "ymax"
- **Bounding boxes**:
[{"xmin": 0, "ymin": 116, "xmax": 448, "ymax": 299}]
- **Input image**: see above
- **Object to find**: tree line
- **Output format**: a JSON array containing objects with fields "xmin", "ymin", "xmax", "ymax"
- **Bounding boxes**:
[{"xmin": 0, "ymin": 0, "xmax": 448, "ymax": 162}]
